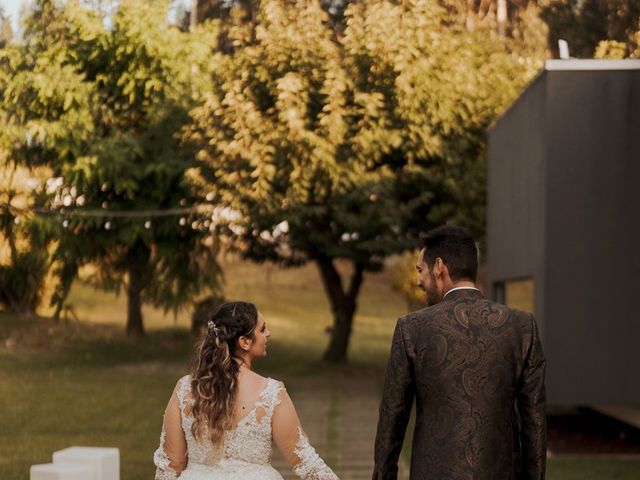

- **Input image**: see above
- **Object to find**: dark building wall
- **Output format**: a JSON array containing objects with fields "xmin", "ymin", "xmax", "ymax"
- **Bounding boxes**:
[
  {"xmin": 487, "ymin": 74, "xmax": 547, "ymax": 335},
  {"xmin": 543, "ymin": 70, "xmax": 640, "ymax": 403},
  {"xmin": 487, "ymin": 64, "xmax": 640, "ymax": 404}
]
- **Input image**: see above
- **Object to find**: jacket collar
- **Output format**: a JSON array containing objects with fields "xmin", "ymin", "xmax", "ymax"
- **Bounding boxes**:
[{"xmin": 442, "ymin": 287, "xmax": 483, "ymax": 301}]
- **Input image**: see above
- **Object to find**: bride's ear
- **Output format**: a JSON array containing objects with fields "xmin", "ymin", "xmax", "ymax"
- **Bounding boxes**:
[{"xmin": 238, "ymin": 336, "xmax": 252, "ymax": 352}]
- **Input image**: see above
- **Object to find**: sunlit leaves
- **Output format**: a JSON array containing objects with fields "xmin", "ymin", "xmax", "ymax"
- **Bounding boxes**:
[
  {"xmin": 186, "ymin": 0, "xmax": 530, "ymax": 271},
  {"xmin": 0, "ymin": 0, "xmax": 222, "ymax": 323}
]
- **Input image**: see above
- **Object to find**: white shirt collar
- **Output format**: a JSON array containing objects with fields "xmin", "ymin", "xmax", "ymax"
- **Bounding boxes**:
[{"xmin": 443, "ymin": 286, "xmax": 481, "ymax": 299}]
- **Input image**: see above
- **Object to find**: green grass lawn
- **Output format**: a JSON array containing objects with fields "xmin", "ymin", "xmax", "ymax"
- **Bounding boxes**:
[
  {"xmin": 0, "ymin": 319, "xmax": 189, "ymax": 479},
  {"xmin": 547, "ymin": 457, "xmax": 640, "ymax": 479},
  {"xmin": 58, "ymin": 255, "xmax": 405, "ymax": 366},
  {"xmin": 1, "ymin": 257, "xmax": 403, "ymax": 479},
  {"xmin": 0, "ymin": 316, "xmax": 352, "ymax": 480},
  {"xmin": 1, "ymin": 257, "xmax": 639, "ymax": 479}
]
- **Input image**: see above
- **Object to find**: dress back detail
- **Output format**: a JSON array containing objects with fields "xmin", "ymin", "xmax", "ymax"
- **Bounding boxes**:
[{"xmin": 176, "ymin": 374, "xmax": 283, "ymax": 467}]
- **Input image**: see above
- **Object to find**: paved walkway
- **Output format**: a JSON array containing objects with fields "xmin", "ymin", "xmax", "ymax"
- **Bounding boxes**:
[{"xmin": 272, "ymin": 374, "xmax": 410, "ymax": 479}]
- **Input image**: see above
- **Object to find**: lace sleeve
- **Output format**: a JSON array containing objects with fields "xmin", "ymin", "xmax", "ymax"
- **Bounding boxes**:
[
  {"xmin": 272, "ymin": 384, "xmax": 339, "ymax": 480},
  {"xmin": 291, "ymin": 427, "xmax": 338, "ymax": 480},
  {"xmin": 154, "ymin": 427, "xmax": 178, "ymax": 480},
  {"xmin": 154, "ymin": 378, "xmax": 188, "ymax": 480}
]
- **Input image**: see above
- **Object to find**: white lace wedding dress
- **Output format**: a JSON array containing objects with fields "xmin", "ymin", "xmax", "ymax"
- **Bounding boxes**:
[{"xmin": 154, "ymin": 375, "xmax": 339, "ymax": 480}]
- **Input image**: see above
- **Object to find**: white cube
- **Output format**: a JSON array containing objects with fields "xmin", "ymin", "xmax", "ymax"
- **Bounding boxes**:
[
  {"xmin": 53, "ymin": 447, "xmax": 119, "ymax": 480},
  {"xmin": 31, "ymin": 462, "xmax": 94, "ymax": 480}
]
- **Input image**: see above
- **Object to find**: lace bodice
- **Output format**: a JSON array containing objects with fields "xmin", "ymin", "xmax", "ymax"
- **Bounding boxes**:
[{"xmin": 154, "ymin": 375, "xmax": 339, "ymax": 480}]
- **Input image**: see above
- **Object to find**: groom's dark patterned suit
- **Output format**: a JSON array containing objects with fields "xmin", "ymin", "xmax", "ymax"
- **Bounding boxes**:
[{"xmin": 373, "ymin": 288, "xmax": 546, "ymax": 480}]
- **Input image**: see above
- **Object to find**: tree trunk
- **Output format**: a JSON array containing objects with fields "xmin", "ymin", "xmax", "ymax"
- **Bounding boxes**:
[
  {"xmin": 315, "ymin": 256, "xmax": 365, "ymax": 363},
  {"xmin": 497, "ymin": 0, "xmax": 507, "ymax": 36},
  {"xmin": 466, "ymin": 0, "xmax": 476, "ymax": 31},
  {"xmin": 190, "ymin": 0, "xmax": 198, "ymax": 30},
  {"xmin": 126, "ymin": 254, "xmax": 145, "ymax": 337}
]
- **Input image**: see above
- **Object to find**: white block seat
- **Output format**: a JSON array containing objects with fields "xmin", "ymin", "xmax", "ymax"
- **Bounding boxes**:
[
  {"xmin": 30, "ymin": 462, "xmax": 94, "ymax": 480},
  {"xmin": 53, "ymin": 447, "xmax": 120, "ymax": 480}
]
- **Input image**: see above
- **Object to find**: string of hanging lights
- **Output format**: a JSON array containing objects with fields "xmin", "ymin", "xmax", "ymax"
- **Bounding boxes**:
[
  {"xmin": 1, "ymin": 203, "xmax": 201, "ymax": 218},
  {"xmin": 0, "ymin": 202, "xmax": 221, "ymax": 232}
]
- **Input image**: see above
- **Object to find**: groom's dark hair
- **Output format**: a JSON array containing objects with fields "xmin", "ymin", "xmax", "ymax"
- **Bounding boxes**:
[{"xmin": 422, "ymin": 225, "xmax": 478, "ymax": 282}]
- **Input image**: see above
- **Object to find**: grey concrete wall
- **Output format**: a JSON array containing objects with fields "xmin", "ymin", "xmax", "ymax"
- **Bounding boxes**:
[
  {"xmin": 487, "ymin": 66, "xmax": 640, "ymax": 404},
  {"xmin": 543, "ymin": 70, "xmax": 640, "ymax": 403},
  {"xmin": 487, "ymin": 74, "xmax": 547, "ymax": 336}
]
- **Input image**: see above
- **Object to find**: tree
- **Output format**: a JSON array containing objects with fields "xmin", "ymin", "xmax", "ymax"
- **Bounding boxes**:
[
  {"xmin": 193, "ymin": 0, "xmax": 348, "ymax": 31},
  {"xmin": 186, "ymin": 0, "xmax": 529, "ymax": 361},
  {"xmin": 594, "ymin": 40, "xmax": 628, "ymax": 59},
  {"xmin": 436, "ymin": 0, "xmax": 536, "ymax": 34},
  {"xmin": 0, "ymin": 0, "xmax": 222, "ymax": 334},
  {"xmin": 0, "ymin": 6, "xmax": 12, "ymax": 48},
  {"xmin": 0, "ymin": 6, "xmax": 55, "ymax": 316},
  {"xmin": 541, "ymin": 0, "xmax": 640, "ymax": 58},
  {"xmin": 0, "ymin": 165, "xmax": 51, "ymax": 315}
]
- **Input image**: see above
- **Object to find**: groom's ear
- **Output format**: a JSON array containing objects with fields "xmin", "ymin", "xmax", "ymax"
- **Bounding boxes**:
[
  {"xmin": 433, "ymin": 257, "xmax": 443, "ymax": 277},
  {"xmin": 434, "ymin": 257, "xmax": 451, "ymax": 280}
]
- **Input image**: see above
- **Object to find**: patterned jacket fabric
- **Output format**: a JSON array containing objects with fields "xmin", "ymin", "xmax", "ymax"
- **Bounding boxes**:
[{"xmin": 373, "ymin": 289, "xmax": 546, "ymax": 480}]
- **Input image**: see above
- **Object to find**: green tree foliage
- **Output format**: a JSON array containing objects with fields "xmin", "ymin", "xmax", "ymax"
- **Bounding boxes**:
[
  {"xmin": 542, "ymin": 0, "xmax": 640, "ymax": 58},
  {"xmin": 186, "ymin": 0, "xmax": 530, "ymax": 361},
  {"xmin": 192, "ymin": 0, "xmax": 348, "ymax": 33},
  {"xmin": 0, "ymin": 166, "xmax": 50, "ymax": 315},
  {"xmin": 440, "ymin": 0, "xmax": 533, "ymax": 33},
  {"xmin": 426, "ymin": 1, "xmax": 550, "ymax": 83},
  {"xmin": 0, "ymin": 0, "xmax": 222, "ymax": 334},
  {"xmin": 594, "ymin": 40, "xmax": 628, "ymax": 59}
]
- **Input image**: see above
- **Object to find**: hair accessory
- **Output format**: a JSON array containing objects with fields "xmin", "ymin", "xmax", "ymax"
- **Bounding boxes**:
[{"xmin": 208, "ymin": 320, "xmax": 221, "ymax": 338}]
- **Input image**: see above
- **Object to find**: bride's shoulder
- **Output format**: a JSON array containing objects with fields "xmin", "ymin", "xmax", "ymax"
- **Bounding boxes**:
[
  {"xmin": 260, "ymin": 377, "xmax": 288, "ymax": 410},
  {"xmin": 243, "ymin": 370, "xmax": 285, "ymax": 392},
  {"xmin": 244, "ymin": 370, "xmax": 283, "ymax": 392},
  {"xmin": 172, "ymin": 374, "xmax": 192, "ymax": 397},
  {"xmin": 264, "ymin": 376, "xmax": 287, "ymax": 397}
]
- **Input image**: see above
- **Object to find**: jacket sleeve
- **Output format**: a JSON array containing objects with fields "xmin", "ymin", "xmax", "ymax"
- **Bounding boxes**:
[
  {"xmin": 517, "ymin": 313, "xmax": 547, "ymax": 480},
  {"xmin": 372, "ymin": 318, "xmax": 414, "ymax": 480}
]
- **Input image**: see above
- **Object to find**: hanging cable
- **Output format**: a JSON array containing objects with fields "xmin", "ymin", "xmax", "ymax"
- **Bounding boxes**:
[{"xmin": 0, "ymin": 203, "xmax": 213, "ymax": 218}]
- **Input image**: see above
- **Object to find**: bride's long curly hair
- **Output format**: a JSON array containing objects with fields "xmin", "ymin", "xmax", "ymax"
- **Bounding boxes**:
[{"xmin": 190, "ymin": 301, "xmax": 258, "ymax": 446}]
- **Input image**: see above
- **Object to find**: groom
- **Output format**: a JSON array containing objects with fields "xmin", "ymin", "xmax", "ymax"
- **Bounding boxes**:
[{"xmin": 373, "ymin": 225, "xmax": 546, "ymax": 479}]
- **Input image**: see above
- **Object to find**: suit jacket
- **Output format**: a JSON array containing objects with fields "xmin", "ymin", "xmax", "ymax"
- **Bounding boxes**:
[{"xmin": 373, "ymin": 289, "xmax": 546, "ymax": 480}]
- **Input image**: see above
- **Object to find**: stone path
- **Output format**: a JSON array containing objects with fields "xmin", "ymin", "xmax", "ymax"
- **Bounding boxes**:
[{"xmin": 272, "ymin": 374, "xmax": 410, "ymax": 479}]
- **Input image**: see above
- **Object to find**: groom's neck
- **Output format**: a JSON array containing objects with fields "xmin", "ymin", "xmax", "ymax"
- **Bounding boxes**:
[{"xmin": 443, "ymin": 280, "xmax": 477, "ymax": 296}]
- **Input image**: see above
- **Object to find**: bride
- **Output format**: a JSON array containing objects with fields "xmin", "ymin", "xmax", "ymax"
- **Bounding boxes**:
[{"xmin": 154, "ymin": 301, "xmax": 339, "ymax": 480}]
